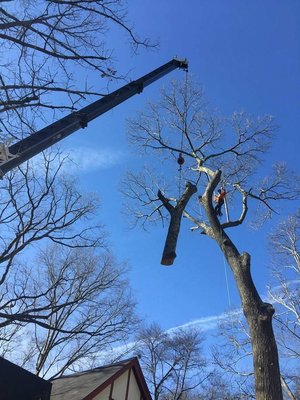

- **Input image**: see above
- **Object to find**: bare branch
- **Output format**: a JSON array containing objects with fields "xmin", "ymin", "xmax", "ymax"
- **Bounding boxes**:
[
  {"xmin": 0, "ymin": 0, "xmax": 156, "ymax": 137},
  {"xmin": 0, "ymin": 151, "xmax": 104, "ymax": 285},
  {"xmin": 136, "ymin": 323, "xmax": 208, "ymax": 400}
]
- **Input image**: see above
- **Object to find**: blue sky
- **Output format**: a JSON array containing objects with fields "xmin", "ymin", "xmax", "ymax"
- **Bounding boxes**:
[{"xmin": 57, "ymin": 1, "xmax": 299, "ymax": 331}]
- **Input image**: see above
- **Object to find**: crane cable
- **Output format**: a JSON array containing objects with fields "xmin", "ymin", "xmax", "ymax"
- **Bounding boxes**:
[
  {"xmin": 177, "ymin": 69, "xmax": 189, "ymax": 198},
  {"xmin": 175, "ymin": 69, "xmax": 231, "ymax": 307}
]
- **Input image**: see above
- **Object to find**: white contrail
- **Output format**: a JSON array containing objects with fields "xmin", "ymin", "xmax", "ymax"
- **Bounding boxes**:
[{"xmin": 166, "ymin": 308, "xmax": 243, "ymax": 334}]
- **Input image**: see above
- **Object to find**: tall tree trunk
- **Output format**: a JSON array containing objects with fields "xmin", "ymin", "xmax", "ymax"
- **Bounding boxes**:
[
  {"xmin": 220, "ymin": 230, "xmax": 283, "ymax": 399},
  {"xmin": 200, "ymin": 169, "xmax": 283, "ymax": 399}
]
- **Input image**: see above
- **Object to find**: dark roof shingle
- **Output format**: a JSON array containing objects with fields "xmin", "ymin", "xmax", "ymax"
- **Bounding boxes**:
[{"xmin": 50, "ymin": 358, "xmax": 147, "ymax": 400}]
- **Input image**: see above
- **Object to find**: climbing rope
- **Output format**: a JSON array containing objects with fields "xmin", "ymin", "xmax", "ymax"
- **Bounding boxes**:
[
  {"xmin": 218, "ymin": 223, "xmax": 232, "ymax": 308},
  {"xmin": 223, "ymin": 253, "xmax": 232, "ymax": 307}
]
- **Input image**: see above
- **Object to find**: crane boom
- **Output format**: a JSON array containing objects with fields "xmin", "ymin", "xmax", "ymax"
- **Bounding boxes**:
[{"xmin": 0, "ymin": 58, "xmax": 188, "ymax": 177}]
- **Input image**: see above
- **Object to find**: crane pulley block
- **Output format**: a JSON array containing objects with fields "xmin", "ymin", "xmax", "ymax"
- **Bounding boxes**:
[{"xmin": 0, "ymin": 141, "xmax": 18, "ymax": 165}]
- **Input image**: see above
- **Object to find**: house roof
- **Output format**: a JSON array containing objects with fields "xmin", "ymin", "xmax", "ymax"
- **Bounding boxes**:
[
  {"xmin": 50, "ymin": 357, "xmax": 152, "ymax": 400},
  {"xmin": 0, "ymin": 356, "xmax": 51, "ymax": 400}
]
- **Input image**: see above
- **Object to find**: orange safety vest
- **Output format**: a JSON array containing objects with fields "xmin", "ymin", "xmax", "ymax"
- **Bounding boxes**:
[{"xmin": 214, "ymin": 189, "xmax": 226, "ymax": 202}]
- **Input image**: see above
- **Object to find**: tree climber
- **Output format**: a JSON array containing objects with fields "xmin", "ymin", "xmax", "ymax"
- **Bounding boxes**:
[{"xmin": 214, "ymin": 187, "xmax": 227, "ymax": 216}]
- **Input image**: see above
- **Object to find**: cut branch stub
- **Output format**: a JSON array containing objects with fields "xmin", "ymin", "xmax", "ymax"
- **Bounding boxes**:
[{"xmin": 159, "ymin": 182, "xmax": 197, "ymax": 266}]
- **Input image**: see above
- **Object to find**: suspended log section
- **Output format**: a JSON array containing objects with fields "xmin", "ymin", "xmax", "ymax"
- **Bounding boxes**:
[{"xmin": 158, "ymin": 181, "xmax": 197, "ymax": 265}]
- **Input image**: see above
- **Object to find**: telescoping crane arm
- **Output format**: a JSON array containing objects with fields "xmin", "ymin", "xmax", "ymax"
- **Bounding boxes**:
[{"xmin": 0, "ymin": 58, "xmax": 188, "ymax": 178}]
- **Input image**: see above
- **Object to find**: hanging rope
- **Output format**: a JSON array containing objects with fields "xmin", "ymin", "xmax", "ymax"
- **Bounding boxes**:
[
  {"xmin": 208, "ymin": 171, "xmax": 232, "ymax": 306},
  {"xmin": 223, "ymin": 254, "xmax": 231, "ymax": 307},
  {"xmin": 218, "ymin": 224, "xmax": 232, "ymax": 307},
  {"xmin": 223, "ymin": 190, "xmax": 230, "ymax": 223}
]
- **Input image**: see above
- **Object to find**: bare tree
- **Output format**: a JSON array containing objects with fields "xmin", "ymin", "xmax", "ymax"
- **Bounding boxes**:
[
  {"xmin": 1, "ymin": 244, "xmax": 137, "ymax": 378},
  {"xmin": 0, "ymin": 151, "xmax": 138, "ymax": 377},
  {"xmin": 0, "ymin": 151, "xmax": 103, "ymax": 289},
  {"xmin": 208, "ymin": 209, "xmax": 300, "ymax": 400},
  {"xmin": 204, "ymin": 211, "xmax": 300, "ymax": 400},
  {"xmin": 194, "ymin": 370, "xmax": 245, "ymax": 399},
  {"xmin": 123, "ymin": 78, "xmax": 300, "ymax": 399},
  {"xmin": 205, "ymin": 212, "xmax": 300, "ymax": 400},
  {"xmin": 0, "ymin": 0, "xmax": 149, "ymax": 378},
  {"xmin": 212, "ymin": 274, "xmax": 299, "ymax": 400},
  {"xmin": 136, "ymin": 323, "xmax": 208, "ymax": 400},
  {"xmin": 0, "ymin": 0, "xmax": 154, "ymax": 138},
  {"xmin": 0, "ymin": 150, "xmax": 106, "ymax": 342},
  {"xmin": 211, "ymin": 312, "xmax": 255, "ymax": 399},
  {"xmin": 268, "ymin": 211, "xmax": 300, "ymax": 399}
]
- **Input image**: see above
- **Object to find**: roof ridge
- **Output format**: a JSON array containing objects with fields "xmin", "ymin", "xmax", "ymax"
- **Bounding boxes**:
[{"xmin": 51, "ymin": 356, "xmax": 138, "ymax": 381}]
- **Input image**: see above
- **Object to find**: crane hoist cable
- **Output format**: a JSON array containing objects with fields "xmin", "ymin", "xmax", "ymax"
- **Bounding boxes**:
[{"xmin": 176, "ymin": 68, "xmax": 189, "ymax": 198}]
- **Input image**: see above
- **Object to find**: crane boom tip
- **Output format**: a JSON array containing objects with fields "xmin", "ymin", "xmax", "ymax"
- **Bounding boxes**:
[{"xmin": 173, "ymin": 57, "xmax": 188, "ymax": 71}]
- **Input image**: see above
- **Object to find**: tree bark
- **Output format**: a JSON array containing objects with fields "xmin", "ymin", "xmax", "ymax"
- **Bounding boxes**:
[
  {"xmin": 159, "ymin": 182, "xmax": 197, "ymax": 266},
  {"xmin": 161, "ymin": 212, "xmax": 183, "ymax": 265}
]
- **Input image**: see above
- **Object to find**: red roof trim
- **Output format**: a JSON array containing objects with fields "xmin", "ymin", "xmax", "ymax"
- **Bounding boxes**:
[
  {"xmin": 130, "ymin": 359, "xmax": 152, "ymax": 400},
  {"xmin": 82, "ymin": 358, "xmax": 152, "ymax": 400},
  {"xmin": 109, "ymin": 381, "xmax": 114, "ymax": 399},
  {"xmin": 125, "ymin": 368, "xmax": 131, "ymax": 400}
]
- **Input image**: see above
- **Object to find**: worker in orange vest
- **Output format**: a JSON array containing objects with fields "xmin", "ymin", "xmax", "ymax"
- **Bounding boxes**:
[{"xmin": 214, "ymin": 187, "xmax": 226, "ymax": 216}]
